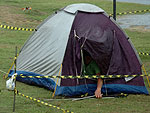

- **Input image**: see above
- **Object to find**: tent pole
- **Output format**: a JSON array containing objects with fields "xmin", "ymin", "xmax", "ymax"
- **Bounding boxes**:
[
  {"xmin": 142, "ymin": 64, "xmax": 150, "ymax": 88},
  {"xmin": 13, "ymin": 46, "xmax": 17, "ymax": 112},
  {"xmin": 113, "ymin": 0, "xmax": 116, "ymax": 20},
  {"xmin": 52, "ymin": 64, "xmax": 62, "ymax": 98}
]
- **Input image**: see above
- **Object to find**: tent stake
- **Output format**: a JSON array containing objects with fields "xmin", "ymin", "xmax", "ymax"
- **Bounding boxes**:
[
  {"xmin": 142, "ymin": 64, "xmax": 150, "ymax": 88},
  {"xmin": 52, "ymin": 64, "xmax": 62, "ymax": 98},
  {"xmin": 13, "ymin": 46, "xmax": 17, "ymax": 112}
]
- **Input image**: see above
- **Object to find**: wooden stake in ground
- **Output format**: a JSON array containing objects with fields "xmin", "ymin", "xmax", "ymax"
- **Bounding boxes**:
[{"xmin": 13, "ymin": 47, "xmax": 17, "ymax": 112}]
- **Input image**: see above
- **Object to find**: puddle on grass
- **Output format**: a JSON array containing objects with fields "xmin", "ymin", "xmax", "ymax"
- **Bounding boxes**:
[
  {"xmin": 112, "ymin": 0, "xmax": 150, "ymax": 5},
  {"xmin": 117, "ymin": 13, "xmax": 150, "ymax": 30},
  {"xmin": 109, "ymin": 0, "xmax": 150, "ymax": 30}
]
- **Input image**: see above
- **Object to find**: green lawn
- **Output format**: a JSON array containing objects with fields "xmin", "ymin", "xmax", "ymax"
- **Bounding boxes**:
[{"xmin": 0, "ymin": 0, "xmax": 150, "ymax": 113}]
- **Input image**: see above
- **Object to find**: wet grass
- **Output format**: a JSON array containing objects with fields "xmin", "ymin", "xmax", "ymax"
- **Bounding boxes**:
[{"xmin": 0, "ymin": 0, "xmax": 150, "ymax": 113}]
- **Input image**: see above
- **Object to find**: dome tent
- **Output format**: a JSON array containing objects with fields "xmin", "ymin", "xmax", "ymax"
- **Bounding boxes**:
[{"xmin": 10, "ymin": 3, "xmax": 148, "ymax": 96}]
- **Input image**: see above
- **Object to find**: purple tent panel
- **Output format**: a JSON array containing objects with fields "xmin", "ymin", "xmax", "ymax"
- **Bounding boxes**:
[{"xmin": 61, "ymin": 11, "xmax": 145, "ymax": 88}]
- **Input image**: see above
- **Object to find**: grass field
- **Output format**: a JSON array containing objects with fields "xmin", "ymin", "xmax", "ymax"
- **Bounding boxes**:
[{"xmin": 0, "ymin": 0, "xmax": 150, "ymax": 113}]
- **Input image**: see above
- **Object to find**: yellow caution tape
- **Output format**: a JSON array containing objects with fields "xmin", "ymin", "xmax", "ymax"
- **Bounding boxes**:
[
  {"xmin": 17, "ymin": 74, "xmax": 150, "ymax": 79},
  {"xmin": 15, "ymin": 90, "xmax": 74, "ymax": 113},
  {"xmin": 109, "ymin": 9, "xmax": 150, "ymax": 16},
  {"xmin": 0, "ymin": 24, "xmax": 37, "ymax": 31},
  {"xmin": 138, "ymin": 52, "xmax": 150, "ymax": 56}
]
